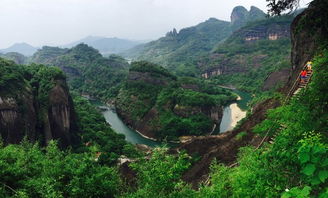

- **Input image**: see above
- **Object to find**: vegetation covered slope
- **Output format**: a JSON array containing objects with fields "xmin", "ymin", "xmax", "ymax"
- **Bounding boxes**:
[
  {"xmin": 115, "ymin": 61, "xmax": 236, "ymax": 140},
  {"xmin": 122, "ymin": 6, "xmax": 266, "ymax": 76},
  {"xmin": 30, "ymin": 44, "xmax": 129, "ymax": 100},
  {"xmin": 199, "ymin": 15, "xmax": 295, "ymax": 93}
]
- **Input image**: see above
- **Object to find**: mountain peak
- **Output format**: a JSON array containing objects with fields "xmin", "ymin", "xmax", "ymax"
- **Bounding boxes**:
[
  {"xmin": 230, "ymin": 6, "xmax": 266, "ymax": 29},
  {"xmin": 231, "ymin": 6, "xmax": 248, "ymax": 24},
  {"xmin": 249, "ymin": 6, "xmax": 266, "ymax": 20},
  {"xmin": 0, "ymin": 42, "xmax": 37, "ymax": 56}
]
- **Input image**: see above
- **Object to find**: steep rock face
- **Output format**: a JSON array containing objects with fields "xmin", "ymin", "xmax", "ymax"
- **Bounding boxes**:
[
  {"xmin": 262, "ymin": 68, "xmax": 290, "ymax": 91},
  {"xmin": 0, "ymin": 92, "xmax": 36, "ymax": 144},
  {"xmin": 46, "ymin": 79, "xmax": 78, "ymax": 147},
  {"xmin": 231, "ymin": 6, "xmax": 249, "ymax": 27},
  {"xmin": 230, "ymin": 6, "xmax": 266, "ymax": 30},
  {"xmin": 0, "ymin": 59, "xmax": 78, "ymax": 148}
]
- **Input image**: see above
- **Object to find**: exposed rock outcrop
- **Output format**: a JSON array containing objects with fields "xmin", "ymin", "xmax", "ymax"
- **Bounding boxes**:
[
  {"xmin": 0, "ymin": 93, "xmax": 36, "ymax": 144},
  {"xmin": 0, "ymin": 60, "xmax": 78, "ymax": 148},
  {"xmin": 262, "ymin": 68, "xmax": 291, "ymax": 91},
  {"xmin": 230, "ymin": 6, "xmax": 266, "ymax": 30}
]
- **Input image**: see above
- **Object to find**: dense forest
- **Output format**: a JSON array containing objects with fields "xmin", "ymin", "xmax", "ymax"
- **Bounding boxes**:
[
  {"xmin": 0, "ymin": 0, "xmax": 327, "ymax": 197},
  {"xmin": 116, "ymin": 61, "xmax": 236, "ymax": 140}
]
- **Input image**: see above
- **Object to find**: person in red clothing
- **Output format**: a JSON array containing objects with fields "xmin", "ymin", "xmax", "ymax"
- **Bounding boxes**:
[{"xmin": 300, "ymin": 70, "xmax": 307, "ymax": 83}]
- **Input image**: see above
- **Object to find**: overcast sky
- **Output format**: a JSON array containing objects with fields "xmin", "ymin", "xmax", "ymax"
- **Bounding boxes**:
[{"xmin": 0, "ymin": 0, "xmax": 312, "ymax": 48}]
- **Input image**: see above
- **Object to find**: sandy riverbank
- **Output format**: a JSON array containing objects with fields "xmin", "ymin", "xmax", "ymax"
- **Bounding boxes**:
[
  {"xmin": 229, "ymin": 103, "xmax": 246, "ymax": 129},
  {"xmin": 135, "ymin": 130, "xmax": 158, "ymax": 141}
]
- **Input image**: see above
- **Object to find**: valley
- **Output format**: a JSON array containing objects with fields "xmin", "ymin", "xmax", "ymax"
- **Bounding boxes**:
[{"xmin": 0, "ymin": 0, "xmax": 327, "ymax": 197}]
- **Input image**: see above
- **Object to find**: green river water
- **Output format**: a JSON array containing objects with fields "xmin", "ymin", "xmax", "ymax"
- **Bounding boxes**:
[{"xmin": 100, "ymin": 90, "xmax": 252, "ymax": 147}]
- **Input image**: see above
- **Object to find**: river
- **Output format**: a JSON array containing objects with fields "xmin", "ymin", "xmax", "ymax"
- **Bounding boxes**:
[{"xmin": 99, "ymin": 90, "xmax": 251, "ymax": 147}]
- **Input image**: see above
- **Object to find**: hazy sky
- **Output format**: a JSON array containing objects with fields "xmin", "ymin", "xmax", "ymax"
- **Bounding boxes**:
[{"xmin": 0, "ymin": 0, "xmax": 312, "ymax": 48}]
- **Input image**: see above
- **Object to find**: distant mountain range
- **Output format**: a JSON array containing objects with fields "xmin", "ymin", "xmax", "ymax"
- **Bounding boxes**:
[
  {"xmin": 61, "ymin": 36, "xmax": 143, "ymax": 55},
  {"xmin": 0, "ymin": 43, "xmax": 38, "ymax": 56},
  {"xmin": 1, "ymin": 36, "xmax": 143, "ymax": 57}
]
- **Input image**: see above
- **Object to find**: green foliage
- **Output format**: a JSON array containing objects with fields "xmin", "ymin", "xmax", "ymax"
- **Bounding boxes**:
[
  {"xmin": 282, "ymin": 186, "xmax": 312, "ymax": 198},
  {"xmin": 235, "ymin": 131, "xmax": 247, "ymax": 140},
  {"xmin": 298, "ymin": 132, "xmax": 328, "ymax": 186},
  {"xmin": 0, "ymin": 59, "xmax": 26, "ymax": 95},
  {"xmin": 122, "ymin": 148, "xmax": 195, "ymax": 198},
  {"xmin": 0, "ymin": 141, "xmax": 122, "ymax": 197},
  {"xmin": 73, "ymin": 94, "xmax": 141, "ymax": 163},
  {"xmin": 27, "ymin": 64, "xmax": 66, "ymax": 108},
  {"xmin": 130, "ymin": 61, "xmax": 176, "ymax": 80},
  {"xmin": 196, "ymin": 50, "xmax": 328, "ymax": 197}
]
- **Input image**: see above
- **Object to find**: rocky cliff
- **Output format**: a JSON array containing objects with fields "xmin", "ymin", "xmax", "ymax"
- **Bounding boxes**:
[
  {"xmin": 0, "ymin": 58, "xmax": 78, "ymax": 148},
  {"xmin": 230, "ymin": 6, "xmax": 266, "ymax": 30}
]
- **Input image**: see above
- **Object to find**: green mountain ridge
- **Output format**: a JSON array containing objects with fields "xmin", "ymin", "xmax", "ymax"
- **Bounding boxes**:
[
  {"xmin": 122, "ymin": 6, "xmax": 266, "ymax": 76},
  {"xmin": 30, "ymin": 44, "xmax": 129, "ymax": 100},
  {"xmin": 199, "ymin": 15, "xmax": 295, "ymax": 93}
]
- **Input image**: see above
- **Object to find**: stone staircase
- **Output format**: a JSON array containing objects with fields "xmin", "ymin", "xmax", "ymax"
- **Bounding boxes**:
[
  {"xmin": 292, "ymin": 69, "xmax": 313, "ymax": 96},
  {"xmin": 269, "ymin": 69, "xmax": 313, "ymax": 144}
]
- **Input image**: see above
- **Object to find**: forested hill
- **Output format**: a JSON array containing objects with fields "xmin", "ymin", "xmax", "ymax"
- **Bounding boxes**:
[
  {"xmin": 122, "ymin": 6, "xmax": 266, "ymax": 76},
  {"xmin": 199, "ymin": 15, "xmax": 295, "ymax": 93},
  {"xmin": 115, "ymin": 61, "xmax": 236, "ymax": 140},
  {"xmin": 30, "ymin": 44, "xmax": 129, "ymax": 101}
]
